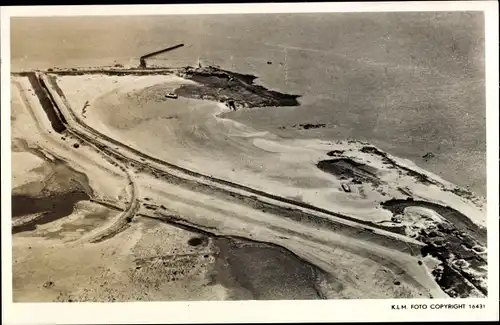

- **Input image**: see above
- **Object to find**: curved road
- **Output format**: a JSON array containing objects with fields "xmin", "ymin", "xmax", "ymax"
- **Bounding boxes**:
[{"xmin": 40, "ymin": 72, "xmax": 424, "ymax": 251}]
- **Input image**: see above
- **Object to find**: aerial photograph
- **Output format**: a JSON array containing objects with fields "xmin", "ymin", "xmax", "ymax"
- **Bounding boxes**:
[{"xmin": 10, "ymin": 12, "xmax": 487, "ymax": 302}]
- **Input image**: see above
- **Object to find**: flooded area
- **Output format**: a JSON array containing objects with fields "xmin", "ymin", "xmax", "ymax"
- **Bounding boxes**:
[
  {"xmin": 12, "ymin": 191, "xmax": 90, "ymax": 234},
  {"xmin": 11, "ymin": 136, "xmax": 96, "ymax": 235}
]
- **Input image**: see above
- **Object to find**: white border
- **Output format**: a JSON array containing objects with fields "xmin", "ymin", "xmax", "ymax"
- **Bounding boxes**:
[
  {"xmin": 0, "ymin": 2, "xmax": 498, "ymax": 15},
  {"xmin": 1, "ymin": 2, "xmax": 499, "ymax": 323}
]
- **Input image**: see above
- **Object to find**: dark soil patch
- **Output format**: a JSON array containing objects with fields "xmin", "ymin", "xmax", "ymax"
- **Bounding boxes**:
[{"xmin": 294, "ymin": 123, "xmax": 326, "ymax": 130}]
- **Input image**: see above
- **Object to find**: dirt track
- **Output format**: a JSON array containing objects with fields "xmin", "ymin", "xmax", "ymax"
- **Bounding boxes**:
[{"xmin": 40, "ymin": 71, "xmax": 425, "ymax": 251}]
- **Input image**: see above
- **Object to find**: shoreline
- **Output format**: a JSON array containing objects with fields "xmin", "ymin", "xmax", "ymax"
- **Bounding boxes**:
[{"xmin": 10, "ymin": 65, "xmax": 487, "ymax": 300}]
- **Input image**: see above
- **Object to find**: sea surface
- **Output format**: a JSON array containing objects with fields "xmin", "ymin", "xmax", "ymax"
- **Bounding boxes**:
[{"xmin": 10, "ymin": 12, "xmax": 486, "ymax": 195}]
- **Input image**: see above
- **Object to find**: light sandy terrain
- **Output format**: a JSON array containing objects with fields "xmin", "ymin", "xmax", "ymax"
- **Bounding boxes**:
[
  {"xmin": 11, "ymin": 77, "xmax": 129, "ymax": 204},
  {"xmin": 11, "ymin": 71, "xmax": 470, "ymax": 301},
  {"xmin": 55, "ymin": 74, "xmax": 486, "ymax": 228},
  {"xmin": 13, "ymin": 219, "xmax": 233, "ymax": 302},
  {"xmin": 11, "ymin": 151, "xmax": 46, "ymax": 191},
  {"xmin": 10, "ymin": 77, "xmax": 133, "ymax": 242},
  {"xmin": 134, "ymin": 171, "xmax": 444, "ymax": 299},
  {"xmin": 11, "ymin": 78, "xmax": 231, "ymax": 301},
  {"xmin": 36, "ymin": 70, "xmax": 489, "ymax": 298}
]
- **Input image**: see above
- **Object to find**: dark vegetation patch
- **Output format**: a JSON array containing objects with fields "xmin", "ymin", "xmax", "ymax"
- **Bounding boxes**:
[
  {"xmin": 421, "ymin": 241, "xmax": 486, "ymax": 299},
  {"xmin": 360, "ymin": 146, "xmax": 436, "ymax": 185},
  {"xmin": 279, "ymin": 123, "xmax": 326, "ymax": 130},
  {"xmin": 381, "ymin": 199, "xmax": 486, "ymax": 243},
  {"xmin": 176, "ymin": 66, "xmax": 300, "ymax": 109},
  {"xmin": 449, "ymin": 187, "xmax": 481, "ymax": 204},
  {"xmin": 296, "ymin": 123, "xmax": 326, "ymax": 130},
  {"xmin": 317, "ymin": 158, "xmax": 380, "ymax": 185},
  {"xmin": 382, "ymin": 199, "xmax": 487, "ymax": 298}
]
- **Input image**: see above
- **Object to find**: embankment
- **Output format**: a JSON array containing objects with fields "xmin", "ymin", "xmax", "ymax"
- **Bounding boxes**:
[{"xmin": 24, "ymin": 73, "xmax": 67, "ymax": 133}]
